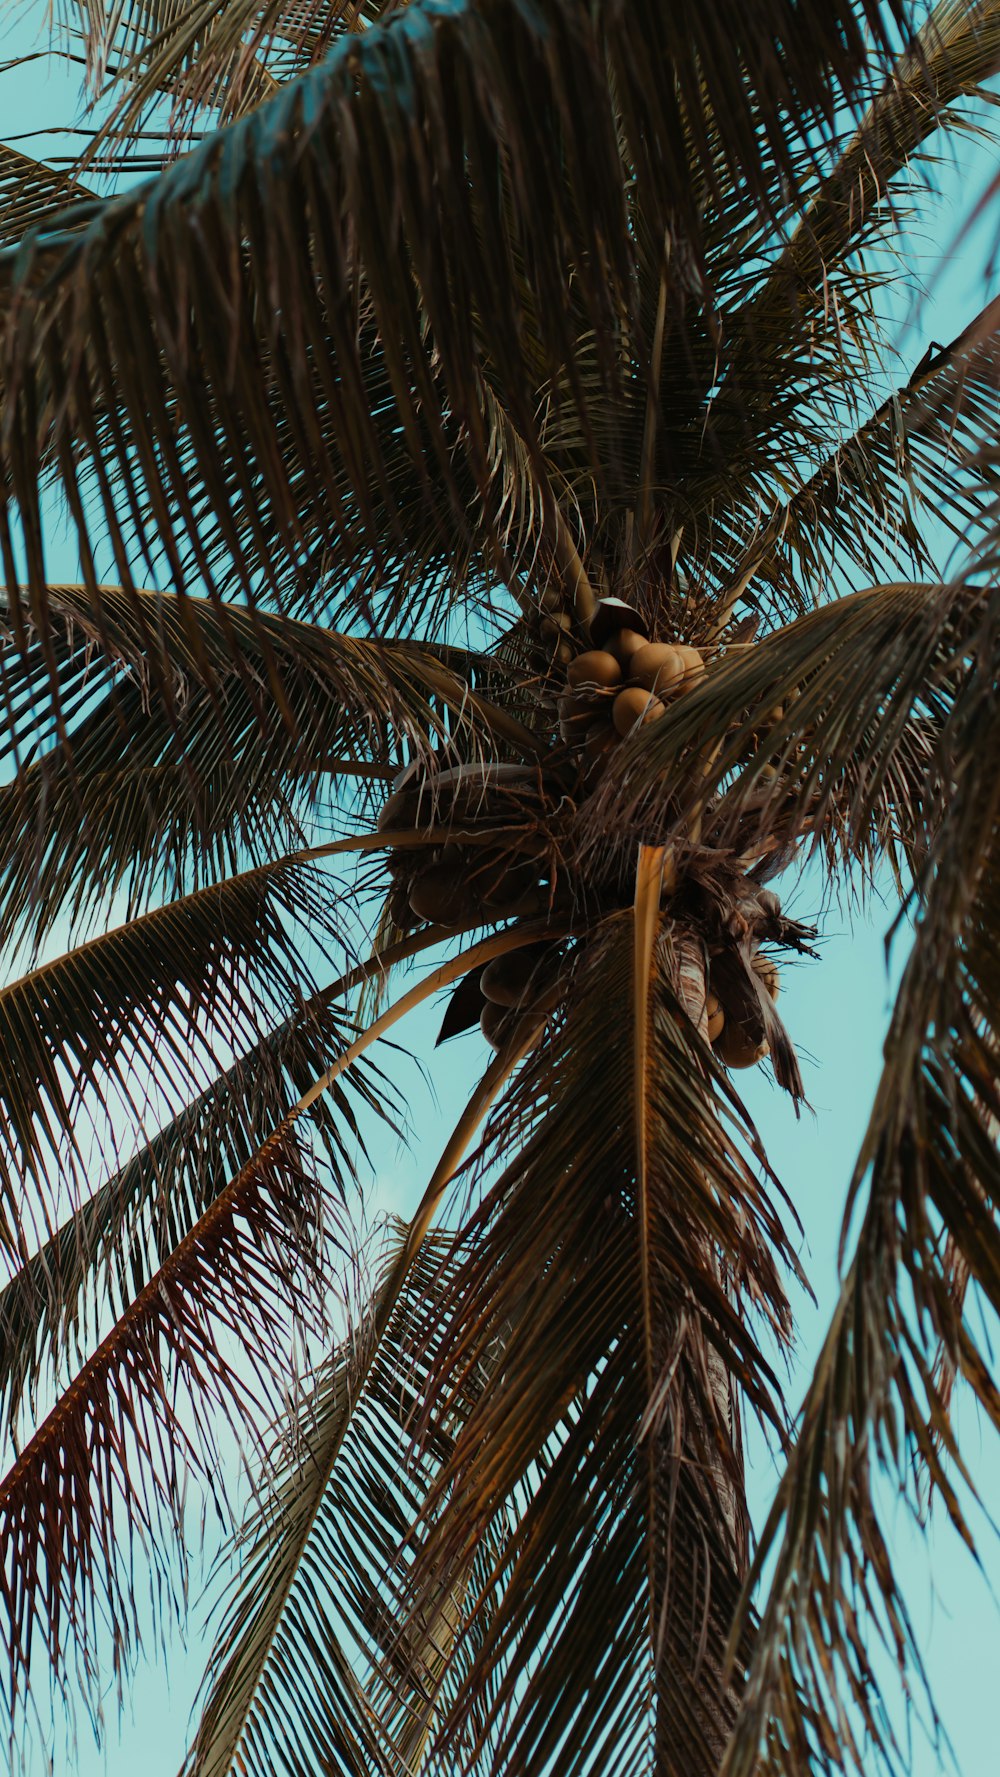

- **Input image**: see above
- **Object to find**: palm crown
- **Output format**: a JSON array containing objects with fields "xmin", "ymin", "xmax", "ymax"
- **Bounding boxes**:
[{"xmin": 2, "ymin": 2, "xmax": 1000, "ymax": 1773}]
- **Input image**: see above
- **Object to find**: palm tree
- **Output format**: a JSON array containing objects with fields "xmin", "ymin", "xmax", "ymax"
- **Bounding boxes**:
[{"xmin": 2, "ymin": 0, "xmax": 1000, "ymax": 1770}]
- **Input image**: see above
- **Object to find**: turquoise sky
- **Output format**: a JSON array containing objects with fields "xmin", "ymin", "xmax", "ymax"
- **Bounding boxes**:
[{"xmin": 2, "ymin": 11, "xmax": 999, "ymax": 1776}]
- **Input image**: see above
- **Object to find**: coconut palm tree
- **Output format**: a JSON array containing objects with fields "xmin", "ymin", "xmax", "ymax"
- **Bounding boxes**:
[{"xmin": 2, "ymin": 0, "xmax": 1000, "ymax": 1771}]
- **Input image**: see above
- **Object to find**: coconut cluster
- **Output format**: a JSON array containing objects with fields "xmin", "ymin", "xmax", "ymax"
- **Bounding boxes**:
[
  {"xmin": 477, "ymin": 940, "xmax": 564, "ymax": 1052},
  {"xmin": 375, "ymin": 596, "xmax": 797, "ymax": 1075},
  {"xmin": 378, "ymin": 760, "xmax": 556, "ymax": 935},
  {"xmin": 552, "ymin": 598, "xmax": 705, "ymax": 775}
]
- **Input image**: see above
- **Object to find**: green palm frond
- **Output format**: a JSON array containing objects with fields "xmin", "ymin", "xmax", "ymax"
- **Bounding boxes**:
[{"xmin": 722, "ymin": 586, "xmax": 1000, "ymax": 1777}]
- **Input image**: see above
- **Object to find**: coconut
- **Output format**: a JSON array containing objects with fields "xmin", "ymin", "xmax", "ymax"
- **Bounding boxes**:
[
  {"xmin": 480, "ymin": 1001, "xmax": 539, "ymax": 1052},
  {"xmin": 555, "ymin": 640, "xmax": 574, "ymax": 666},
  {"xmin": 752, "ymin": 954, "xmax": 781, "ymax": 1000},
  {"xmin": 706, "ymin": 991, "xmax": 725, "ymax": 1042},
  {"xmin": 481, "ymin": 945, "xmax": 554, "ymax": 1007},
  {"xmin": 540, "ymin": 611, "xmax": 573, "ymax": 639},
  {"xmin": 629, "ymin": 642, "xmax": 683, "ymax": 696},
  {"xmin": 608, "ymin": 627, "xmax": 648, "ymax": 668},
  {"xmin": 589, "ymin": 598, "xmax": 648, "ymax": 648},
  {"xmin": 674, "ymin": 643, "xmax": 705, "ymax": 685},
  {"xmin": 567, "ymin": 649, "xmax": 622, "ymax": 689},
  {"xmin": 716, "ymin": 1023, "xmax": 769, "ymax": 1069},
  {"xmin": 408, "ymin": 856, "xmax": 479, "ymax": 927},
  {"xmin": 475, "ymin": 850, "xmax": 541, "ymax": 913},
  {"xmin": 613, "ymin": 686, "xmax": 665, "ymax": 736},
  {"xmin": 557, "ymin": 689, "xmax": 598, "ymax": 744}
]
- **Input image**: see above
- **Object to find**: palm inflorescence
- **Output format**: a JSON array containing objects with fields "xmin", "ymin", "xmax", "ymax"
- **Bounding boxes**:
[{"xmin": 2, "ymin": 2, "xmax": 1000, "ymax": 1773}]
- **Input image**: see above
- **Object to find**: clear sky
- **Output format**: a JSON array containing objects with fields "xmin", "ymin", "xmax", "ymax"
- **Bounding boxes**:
[{"xmin": 2, "ymin": 11, "xmax": 999, "ymax": 1777}]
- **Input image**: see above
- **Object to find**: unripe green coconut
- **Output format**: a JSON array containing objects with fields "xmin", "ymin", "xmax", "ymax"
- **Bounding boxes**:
[{"xmin": 613, "ymin": 686, "xmax": 665, "ymax": 736}]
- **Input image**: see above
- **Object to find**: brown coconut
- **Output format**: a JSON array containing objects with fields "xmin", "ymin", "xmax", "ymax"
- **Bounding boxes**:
[
  {"xmin": 480, "ymin": 1001, "xmax": 539, "ymax": 1052},
  {"xmin": 557, "ymin": 690, "xmax": 598, "ymax": 744},
  {"xmin": 674, "ymin": 643, "xmax": 705, "ymax": 685},
  {"xmin": 706, "ymin": 991, "xmax": 725, "ymax": 1042},
  {"xmin": 408, "ymin": 855, "xmax": 479, "ymax": 927},
  {"xmin": 567, "ymin": 649, "xmax": 622, "ymax": 689},
  {"xmin": 481, "ymin": 945, "xmax": 554, "ymax": 1007},
  {"xmin": 629, "ymin": 642, "xmax": 683, "ymax": 696},
  {"xmin": 589, "ymin": 598, "xmax": 648, "ymax": 648},
  {"xmin": 752, "ymin": 954, "xmax": 781, "ymax": 1000},
  {"xmin": 540, "ymin": 611, "xmax": 573, "ymax": 639},
  {"xmin": 716, "ymin": 1023, "xmax": 769, "ymax": 1069},
  {"xmin": 613, "ymin": 686, "xmax": 665, "ymax": 736},
  {"xmin": 608, "ymin": 627, "xmax": 648, "ymax": 668}
]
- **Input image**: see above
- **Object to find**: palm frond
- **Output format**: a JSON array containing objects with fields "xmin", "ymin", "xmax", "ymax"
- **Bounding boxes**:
[
  {"xmin": 384, "ymin": 912, "xmax": 800, "ymax": 1777},
  {"xmin": 0, "ymin": 147, "xmax": 96, "ymax": 251},
  {"xmin": 184, "ymin": 1221, "xmax": 505, "ymax": 1777},
  {"xmin": 0, "ymin": 0, "xmax": 918, "ymax": 641},
  {"xmin": 722, "ymin": 582, "xmax": 1000, "ymax": 1777},
  {"xmin": 0, "ymin": 988, "xmax": 392, "ymax": 1438},
  {"xmin": 0, "ymin": 852, "xmax": 344, "ymax": 1245},
  {"xmin": 0, "ymin": 583, "xmax": 525, "ymax": 940},
  {"xmin": 717, "ymin": 292, "xmax": 1000, "ymax": 616},
  {"xmin": 585, "ymin": 579, "xmax": 982, "ymax": 902}
]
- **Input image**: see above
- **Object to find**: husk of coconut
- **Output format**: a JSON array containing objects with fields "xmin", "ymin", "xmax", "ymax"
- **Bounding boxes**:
[
  {"xmin": 752, "ymin": 953, "xmax": 781, "ymax": 1000},
  {"xmin": 716, "ymin": 1022, "xmax": 769, "ymax": 1069},
  {"xmin": 567, "ymin": 649, "xmax": 622, "ymax": 689},
  {"xmin": 706, "ymin": 991, "xmax": 725, "ymax": 1041},
  {"xmin": 481, "ymin": 944, "xmax": 556, "ymax": 1007},
  {"xmin": 409, "ymin": 854, "xmax": 481, "ymax": 927},
  {"xmin": 674, "ymin": 643, "xmax": 705, "ymax": 684},
  {"xmin": 629, "ymin": 642, "xmax": 683, "ymax": 696},
  {"xmin": 480, "ymin": 1001, "xmax": 541, "ymax": 1052},
  {"xmin": 613, "ymin": 686, "xmax": 665, "ymax": 736}
]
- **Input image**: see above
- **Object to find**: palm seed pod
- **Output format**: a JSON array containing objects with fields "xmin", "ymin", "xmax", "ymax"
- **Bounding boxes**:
[
  {"xmin": 567, "ymin": 649, "xmax": 622, "ymax": 689},
  {"xmin": 752, "ymin": 954, "xmax": 781, "ymax": 1000},
  {"xmin": 613, "ymin": 686, "xmax": 665, "ymax": 736},
  {"xmin": 481, "ymin": 944, "xmax": 556, "ymax": 1007},
  {"xmin": 408, "ymin": 853, "xmax": 480, "ymax": 927},
  {"xmin": 629, "ymin": 642, "xmax": 683, "ymax": 695},
  {"xmin": 716, "ymin": 1023, "xmax": 769, "ymax": 1069},
  {"xmin": 706, "ymin": 991, "xmax": 725, "ymax": 1042},
  {"xmin": 541, "ymin": 611, "xmax": 574, "ymax": 640},
  {"xmin": 674, "ymin": 643, "xmax": 705, "ymax": 684},
  {"xmin": 608, "ymin": 628, "xmax": 648, "ymax": 668},
  {"xmin": 480, "ymin": 1000, "xmax": 540, "ymax": 1052}
]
